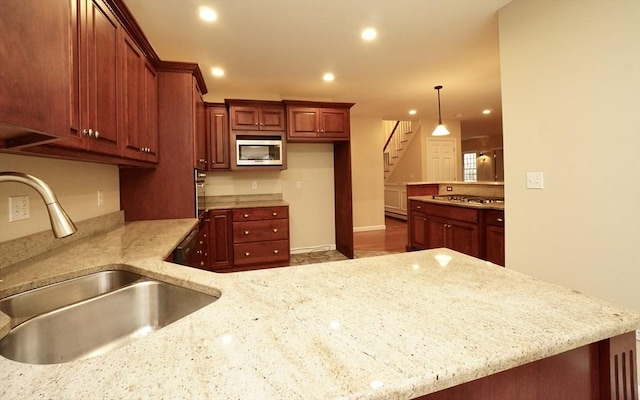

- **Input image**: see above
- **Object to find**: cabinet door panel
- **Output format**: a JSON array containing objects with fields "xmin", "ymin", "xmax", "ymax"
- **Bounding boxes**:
[
  {"xmin": 448, "ymin": 220, "xmax": 479, "ymax": 257},
  {"xmin": 320, "ymin": 109, "xmax": 349, "ymax": 139},
  {"xmin": 259, "ymin": 108, "xmax": 285, "ymax": 130},
  {"xmin": 411, "ymin": 214, "xmax": 427, "ymax": 249},
  {"xmin": 230, "ymin": 106, "xmax": 259, "ymax": 130},
  {"xmin": 121, "ymin": 35, "xmax": 142, "ymax": 156},
  {"xmin": 141, "ymin": 59, "xmax": 158, "ymax": 161},
  {"xmin": 485, "ymin": 226, "xmax": 505, "ymax": 266},
  {"xmin": 0, "ymin": 0, "xmax": 72, "ymax": 144},
  {"xmin": 85, "ymin": 0, "xmax": 119, "ymax": 154},
  {"xmin": 208, "ymin": 106, "xmax": 229, "ymax": 169},
  {"xmin": 425, "ymin": 216, "xmax": 446, "ymax": 249},
  {"xmin": 209, "ymin": 210, "xmax": 233, "ymax": 269},
  {"xmin": 288, "ymin": 108, "xmax": 318, "ymax": 138},
  {"xmin": 193, "ymin": 80, "xmax": 206, "ymax": 169}
]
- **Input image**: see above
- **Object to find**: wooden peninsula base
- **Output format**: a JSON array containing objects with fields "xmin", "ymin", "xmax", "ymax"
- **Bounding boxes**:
[{"xmin": 419, "ymin": 331, "xmax": 637, "ymax": 400}]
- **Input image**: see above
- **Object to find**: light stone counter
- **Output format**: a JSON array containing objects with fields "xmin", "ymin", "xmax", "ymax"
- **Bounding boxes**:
[
  {"xmin": 0, "ymin": 220, "xmax": 638, "ymax": 399},
  {"xmin": 408, "ymin": 195, "xmax": 505, "ymax": 211}
]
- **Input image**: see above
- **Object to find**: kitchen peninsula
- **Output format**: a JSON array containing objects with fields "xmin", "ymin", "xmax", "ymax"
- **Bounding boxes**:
[{"xmin": 0, "ymin": 219, "xmax": 638, "ymax": 399}]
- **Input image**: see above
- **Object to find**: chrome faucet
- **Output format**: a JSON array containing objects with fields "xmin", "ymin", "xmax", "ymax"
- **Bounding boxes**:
[{"xmin": 0, "ymin": 171, "xmax": 77, "ymax": 238}]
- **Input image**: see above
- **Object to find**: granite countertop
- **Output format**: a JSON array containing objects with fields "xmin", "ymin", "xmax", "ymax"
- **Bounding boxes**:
[
  {"xmin": 1, "ymin": 220, "xmax": 638, "ymax": 399},
  {"xmin": 408, "ymin": 195, "xmax": 505, "ymax": 211}
]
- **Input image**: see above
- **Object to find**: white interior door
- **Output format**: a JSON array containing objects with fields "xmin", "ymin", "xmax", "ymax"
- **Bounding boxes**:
[{"xmin": 426, "ymin": 139, "xmax": 457, "ymax": 181}]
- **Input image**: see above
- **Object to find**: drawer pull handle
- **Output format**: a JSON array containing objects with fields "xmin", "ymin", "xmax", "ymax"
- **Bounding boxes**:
[
  {"xmin": 272, "ymin": 228, "xmax": 278, "ymax": 233},
  {"xmin": 273, "ymin": 250, "xmax": 279, "ymax": 254},
  {"xmin": 243, "ymin": 214, "xmax": 249, "ymax": 218},
  {"xmin": 272, "ymin": 212, "xmax": 278, "ymax": 216},
  {"xmin": 244, "ymin": 230, "xmax": 250, "ymax": 235},
  {"xmin": 244, "ymin": 252, "xmax": 250, "ymax": 257},
  {"xmin": 497, "ymin": 218, "xmax": 503, "ymax": 222}
]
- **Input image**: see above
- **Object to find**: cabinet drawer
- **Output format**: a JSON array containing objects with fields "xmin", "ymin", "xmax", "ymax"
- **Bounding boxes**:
[
  {"xmin": 485, "ymin": 210, "xmax": 504, "ymax": 227},
  {"xmin": 233, "ymin": 220, "xmax": 289, "ymax": 243},
  {"xmin": 410, "ymin": 200, "xmax": 428, "ymax": 213},
  {"xmin": 423, "ymin": 203, "xmax": 479, "ymax": 224},
  {"xmin": 232, "ymin": 206, "xmax": 288, "ymax": 221},
  {"xmin": 233, "ymin": 240, "xmax": 290, "ymax": 266}
]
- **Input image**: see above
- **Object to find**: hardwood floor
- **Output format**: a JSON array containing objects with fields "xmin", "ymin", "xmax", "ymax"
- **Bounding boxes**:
[{"xmin": 354, "ymin": 216, "xmax": 407, "ymax": 252}]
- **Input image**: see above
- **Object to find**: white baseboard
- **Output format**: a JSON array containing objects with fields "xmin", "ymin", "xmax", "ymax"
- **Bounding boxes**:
[
  {"xmin": 353, "ymin": 224, "xmax": 386, "ymax": 233},
  {"xmin": 290, "ymin": 244, "xmax": 336, "ymax": 254}
]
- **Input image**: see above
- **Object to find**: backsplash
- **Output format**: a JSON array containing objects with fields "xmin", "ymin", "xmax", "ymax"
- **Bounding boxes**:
[{"xmin": 0, "ymin": 211, "xmax": 124, "ymax": 270}]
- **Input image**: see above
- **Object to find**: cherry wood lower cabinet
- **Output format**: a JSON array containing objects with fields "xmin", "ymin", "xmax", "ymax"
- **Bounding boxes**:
[
  {"xmin": 206, "ymin": 205, "xmax": 290, "ymax": 272},
  {"xmin": 408, "ymin": 200, "xmax": 504, "ymax": 264},
  {"xmin": 207, "ymin": 210, "xmax": 233, "ymax": 270},
  {"xmin": 484, "ymin": 210, "xmax": 505, "ymax": 266},
  {"xmin": 418, "ymin": 331, "xmax": 637, "ymax": 400}
]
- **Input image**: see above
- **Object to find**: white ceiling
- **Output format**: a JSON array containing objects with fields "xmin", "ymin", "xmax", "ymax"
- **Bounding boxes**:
[{"xmin": 124, "ymin": 0, "xmax": 511, "ymax": 139}]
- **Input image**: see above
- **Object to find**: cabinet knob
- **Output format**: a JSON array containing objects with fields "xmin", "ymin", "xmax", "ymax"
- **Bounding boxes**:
[
  {"xmin": 244, "ymin": 252, "xmax": 250, "ymax": 257},
  {"xmin": 83, "ymin": 128, "xmax": 99, "ymax": 138},
  {"xmin": 416, "ymin": 205, "xmax": 421, "ymax": 209},
  {"xmin": 320, "ymin": 129, "xmax": 324, "ymax": 133},
  {"xmin": 497, "ymin": 218, "xmax": 503, "ymax": 222},
  {"xmin": 255, "ymin": 123, "xmax": 259, "ymax": 126},
  {"xmin": 244, "ymin": 230, "xmax": 250, "ymax": 235},
  {"xmin": 272, "ymin": 228, "xmax": 278, "ymax": 233},
  {"xmin": 199, "ymin": 261, "xmax": 204, "ymax": 266},
  {"xmin": 316, "ymin": 129, "xmax": 320, "ymax": 133},
  {"xmin": 272, "ymin": 212, "xmax": 278, "ymax": 216},
  {"xmin": 199, "ymin": 158, "xmax": 206, "ymax": 164},
  {"xmin": 273, "ymin": 249, "xmax": 279, "ymax": 254},
  {"xmin": 243, "ymin": 214, "xmax": 249, "ymax": 218}
]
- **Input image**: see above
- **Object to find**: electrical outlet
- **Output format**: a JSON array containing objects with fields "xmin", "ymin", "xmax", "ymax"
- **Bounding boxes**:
[
  {"xmin": 9, "ymin": 195, "xmax": 30, "ymax": 221},
  {"xmin": 526, "ymin": 172, "xmax": 544, "ymax": 189},
  {"xmin": 251, "ymin": 181, "xmax": 258, "ymax": 190},
  {"xmin": 97, "ymin": 190, "xmax": 104, "ymax": 207},
  {"xmin": 296, "ymin": 181, "xmax": 302, "ymax": 189},
  {"xmin": 446, "ymin": 186, "xmax": 453, "ymax": 192},
  {"xmin": 636, "ymin": 329, "xmax": 640, "ymax": 341}
]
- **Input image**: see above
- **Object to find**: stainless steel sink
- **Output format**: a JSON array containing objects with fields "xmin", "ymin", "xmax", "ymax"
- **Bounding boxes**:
[
  {"xmin": 0, "ymin": 270, "xmax": 141, "ymax": 328},
  {"xmin": 0, "ymin": 278, "xmax": 218, "ymax": 365}
]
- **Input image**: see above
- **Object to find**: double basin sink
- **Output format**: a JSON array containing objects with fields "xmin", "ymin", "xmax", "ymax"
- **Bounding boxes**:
[{"xmin": 0, "ymin": 269, "xmax": 219, "ymax": 365}]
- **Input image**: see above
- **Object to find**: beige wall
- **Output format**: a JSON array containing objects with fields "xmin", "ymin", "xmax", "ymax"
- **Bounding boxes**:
[
  {"xmin": 351, "ymin": 116, "xmax": 385, "ymax": 230},
  {"xmin": 0, "ymin": 153, "xmax": 120, "ymax": 242},
  {"xmin": 499, "ymin": 0, "xmax": 640, "ymax": 313}
]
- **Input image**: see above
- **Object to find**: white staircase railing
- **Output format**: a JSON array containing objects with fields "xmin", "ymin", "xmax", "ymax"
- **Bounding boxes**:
[{"xmin": 383, "ymin": 120, "xmax": 416, "ymax": 181}]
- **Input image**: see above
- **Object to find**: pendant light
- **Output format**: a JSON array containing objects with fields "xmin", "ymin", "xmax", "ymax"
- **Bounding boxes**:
[{"xmin": 432, "ymin": 85, "xmax": 450, "ymax": 136}]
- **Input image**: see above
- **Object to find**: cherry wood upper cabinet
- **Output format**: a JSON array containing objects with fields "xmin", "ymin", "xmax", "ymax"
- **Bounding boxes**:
[
  {"xmin": 284, "ymin": 101, "xmax": 354, "ymax": 142},
  {"xmin": 194, "ymin": 82, "xmax": 207, "ymax": 169},
  {"xmin": 226, "ymin": 100, "xmax": 286, "ymax": 132},
  {"xmin": 120, "ymin": 33, "xmax": 158, "ymax": 162},
  {"xmin": 206, "ymin": 104, "xmax": 230, "ymax": 170},
  {"xmin": 0, "ymin": 0, "xmax": 73, "ymax": 148},
  {"xmin": 79, "ymin": 0, "xmax": 121, "ymax": 155}
]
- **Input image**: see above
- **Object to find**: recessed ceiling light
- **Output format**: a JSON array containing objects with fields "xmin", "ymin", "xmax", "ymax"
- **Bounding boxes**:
[
  {"xmin": 211, "ymin": 67, "xmax": 224, "ymax": 77},
  {"xmin": 361, "ymin": 28, "xmax": 377, "ymax": 41},
  {"xmin": 482, "ymin": 109, "xmax": 491, "ymax": 115},
  {"xmin": 323, "ymin": 72, "xmax": 335, "ymax": 82},
  {"xmin": 408, "ymin": 110, "xmax": 417, "ymax": 115},
  {"xmin": 199, "ymin": 6, "xmax": 217, "ymax": 22}
]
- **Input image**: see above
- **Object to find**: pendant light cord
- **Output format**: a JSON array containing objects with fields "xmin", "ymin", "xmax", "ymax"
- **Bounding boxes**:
[{"xmin": 435, "ymin": 85, "xmax": 443, "ymax": 124}]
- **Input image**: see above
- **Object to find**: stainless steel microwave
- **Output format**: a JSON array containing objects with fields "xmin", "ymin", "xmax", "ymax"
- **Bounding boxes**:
[{"xmin": 236, "ymin": 139, "xmax": 283, "ymax": 166}]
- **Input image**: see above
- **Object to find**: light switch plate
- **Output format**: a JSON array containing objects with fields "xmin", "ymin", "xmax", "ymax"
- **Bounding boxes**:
[{"xmin": 526, "ymin": 172, "xmax": 544, "ymax": 189}]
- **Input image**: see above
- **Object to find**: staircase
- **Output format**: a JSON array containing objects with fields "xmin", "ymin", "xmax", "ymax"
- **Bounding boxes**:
[{"xmin": 383, "ymin": 120, "xmax": 417, "ymax": 181}]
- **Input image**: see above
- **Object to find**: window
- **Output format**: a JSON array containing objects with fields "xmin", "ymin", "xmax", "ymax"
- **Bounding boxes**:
[{"xmin": 463, "ymin": 152, "xmax": 477, "ymax": 182}]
